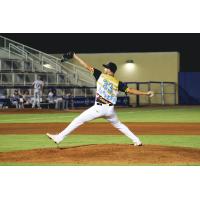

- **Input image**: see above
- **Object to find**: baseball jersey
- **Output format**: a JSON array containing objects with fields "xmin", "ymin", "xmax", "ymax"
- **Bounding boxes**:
[
  {"xmin": 33, "ymin": 80, "xmax": 44, "ymax": 91},
  {"xmin": 93, "ymin": 68, "xmax": 128, "ymax": 104}
]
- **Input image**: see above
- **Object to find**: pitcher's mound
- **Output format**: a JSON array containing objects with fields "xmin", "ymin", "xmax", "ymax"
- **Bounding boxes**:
[{"xmin": 0, "ymin": 144, "xmax": 200, "ymax": 165}]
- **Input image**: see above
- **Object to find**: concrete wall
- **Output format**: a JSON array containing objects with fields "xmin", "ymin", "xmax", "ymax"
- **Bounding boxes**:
[
  {"xmin": 74, "ymin": 52, "xmax": 179, "ymax": 82},
  {"xmin": 54, "ymin": 52, "xmax": 180, "ymax": 105}
]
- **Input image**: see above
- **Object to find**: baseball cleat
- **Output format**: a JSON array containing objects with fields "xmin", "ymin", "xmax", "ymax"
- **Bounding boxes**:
[
  {"xmin": 46, "ymin": 133, "xmax": 62, "ymax": 144},
  {"xmin": 134, "ymin": 141, "xmax": 143, "ymax": 146}
]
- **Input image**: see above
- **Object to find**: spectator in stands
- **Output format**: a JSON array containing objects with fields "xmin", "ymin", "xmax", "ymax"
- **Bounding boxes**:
[
  {"xmin": 63, "ymin": 93, "xmax": 72, "ymax": 109},
  {"xmin": 55, "ymin": 96, "xmax": 64, "ymax": 109},
  {"xmin": 11, "ymin": 90, "xmax": 24, "ymax": 109},
  {"xmin": 19, "ymin": 93, "xmax": 24, "ymax": 109},
  {"xmin": 11, "ymin": 90, "xmax": 20, "ymax": 108},
  {"xmin": 23, "ymin": 90, "xmax": 31, "ymax": 106},
  {"xmin": 47, "ymin": 89, "xmax": 63, "ymax": 109},
  {"xmin": 47, "ymin": 89, "xmax": 56, "ymax": 104},
  {"xmin": 0, "ymin": 89, "xmax": 6, "ymax": 99},
  {"xmin": 32, "ymin": 78, "xmax": 44, "ymax": 109}
]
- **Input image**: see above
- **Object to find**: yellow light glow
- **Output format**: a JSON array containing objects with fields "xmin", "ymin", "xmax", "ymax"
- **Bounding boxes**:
[{"xmin": 123, "ymin": 63, "xmax": 136, "ymax": 72}]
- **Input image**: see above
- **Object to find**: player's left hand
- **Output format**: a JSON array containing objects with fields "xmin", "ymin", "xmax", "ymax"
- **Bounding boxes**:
[
  {"xmin": 147, "ymin": 91, "xmax": 154, "ymax": 98},
  {"xmin": 61, "ymin": 52, "xmax": 74, "ymax": 62}
]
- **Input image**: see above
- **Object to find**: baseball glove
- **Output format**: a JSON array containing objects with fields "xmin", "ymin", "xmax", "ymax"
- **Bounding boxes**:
[{"xmin": 61, "ymin": 51, "xmax": 74, "ymax": 62}]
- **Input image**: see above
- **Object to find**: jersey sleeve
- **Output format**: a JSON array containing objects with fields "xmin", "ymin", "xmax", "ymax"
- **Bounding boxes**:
[
  {"xmin": 93, "ymin": 68, "xmax": 102, "ymax": 81},
  {"xmin": 118, "ymin": 81, "xmax": 128, "ymax": 93}
]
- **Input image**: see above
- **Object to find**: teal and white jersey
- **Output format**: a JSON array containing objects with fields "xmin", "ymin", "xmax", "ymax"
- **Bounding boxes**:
[
  {"xmin": 93, "ymin": 68, "xmax": 128, "ymax": 105},
  {"xmin": 97, "ymin": 73, "xmax": 119, "ymax": 104}
]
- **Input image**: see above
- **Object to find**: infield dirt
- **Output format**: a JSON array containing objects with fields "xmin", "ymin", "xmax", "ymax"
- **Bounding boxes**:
[
  {"xmin": 1, "ymin": 108, "xmax": 200, "ymax": 165},
  {"xmin": 0, "ymin": 122, "xmax": 200, "ymax": 135},
  {"xmin": 0, "ymin": 144, "xmax": 200, "ymax": 165}
]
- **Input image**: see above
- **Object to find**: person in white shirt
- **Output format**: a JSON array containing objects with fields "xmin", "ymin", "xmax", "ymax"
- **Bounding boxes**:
[{"xmin": 32, "ymin": 78, "xmax": 44, "ymax": 109}]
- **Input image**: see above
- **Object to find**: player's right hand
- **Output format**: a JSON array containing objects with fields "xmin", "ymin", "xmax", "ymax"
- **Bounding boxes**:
[{"xmin": 147, "ymin": 91, "xmax": 154, "ymax": 98}]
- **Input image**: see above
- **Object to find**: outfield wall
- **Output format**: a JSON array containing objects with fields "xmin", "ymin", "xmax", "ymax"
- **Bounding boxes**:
[{"xmin": 179, "ymin": 72, "xmax": 200, "ymax": 105}]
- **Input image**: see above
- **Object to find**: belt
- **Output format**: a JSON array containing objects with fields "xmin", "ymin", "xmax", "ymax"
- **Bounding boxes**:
[
  {"xmin": 96, "ymin": 102, "xmax": 113, "ymax": 106},
  {"xmin": 96, "ymin": 93, "xmax": 113, "ymax": 105}
]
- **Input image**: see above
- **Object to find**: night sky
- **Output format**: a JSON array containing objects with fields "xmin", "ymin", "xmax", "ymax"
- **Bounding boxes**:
[{"xmin": 1, "ymin": 33, "xmax": 200, "ymax": 72}]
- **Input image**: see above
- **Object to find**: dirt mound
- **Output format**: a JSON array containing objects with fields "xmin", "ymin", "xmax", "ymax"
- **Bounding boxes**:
[{"xmin": 0, "ymin": 144, "xmax": 200, "ymax": 165}]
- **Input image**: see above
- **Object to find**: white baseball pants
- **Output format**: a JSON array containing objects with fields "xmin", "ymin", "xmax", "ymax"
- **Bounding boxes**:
[
  {"xmin": 32, "ymin": 90, "xmax": 41, "ymax": 108},
  {"xmin": 58, "ymin": 103, "xmax": 141, "ymax": 144}
]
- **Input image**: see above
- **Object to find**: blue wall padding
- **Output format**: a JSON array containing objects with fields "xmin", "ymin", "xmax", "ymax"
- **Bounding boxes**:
[{"xmin": 179, "ymin": 72, "xmax": 200, "ymax": 105}]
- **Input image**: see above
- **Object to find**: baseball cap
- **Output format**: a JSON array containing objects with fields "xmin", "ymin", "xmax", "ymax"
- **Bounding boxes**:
[{"xmin": 103, "ymin": 62, "xmax": 117, "ymax": 74}]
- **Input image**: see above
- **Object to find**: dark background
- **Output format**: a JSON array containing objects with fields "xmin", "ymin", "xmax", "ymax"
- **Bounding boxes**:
[{"xmin": 1, "ymin": 33, "xmax": 200, "ymax": 72}]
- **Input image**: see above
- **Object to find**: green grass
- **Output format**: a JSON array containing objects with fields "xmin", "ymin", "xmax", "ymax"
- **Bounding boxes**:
[
  {"xmin": 1, "ymin": 134, "xmax": 200, "ymax": 166},
  {"xmin": 0, "ymin": 106, "xmax": 200, "ymax": 165},
  {"xmin": 0, "ymin": 107, "xmax": 200, "ymax": 123},
  {"xmin": 0, "ymin": 134, "xmax": 200, "ymax": 153}
]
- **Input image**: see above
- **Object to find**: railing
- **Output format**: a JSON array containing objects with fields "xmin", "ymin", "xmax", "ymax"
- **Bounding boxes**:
[
  {"xmin": 0, "ymin": 35, "xmax": 96, "ymax": 86},
  {"xmin": 41, "ymin": 56, "xmax": 61, "ymax": 72},
  {"xmin": 9, "ymin": 43, "xmax": 27, "ymax": 60},
  {"xmin": 8, "ymin": 44, "xmax": 34, "ymax": 71},
  {"xmin": 0, "ymin": 35, "xmax": 61, "ymax": 65},
  {"xmin": 126, "ymin": 81, "xmax": 177, "ymax": 105},
  {"xmin": 0, "ymin": 72, "xmax": 70, "ymax": 86},
  {"xmin": 0, "ymin": 58, "xmax": 33, "ymax": 72}
]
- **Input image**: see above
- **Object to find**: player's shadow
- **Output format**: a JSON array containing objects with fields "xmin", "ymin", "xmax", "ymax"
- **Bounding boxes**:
[{"xmin": 57, "ymin": 144, "xmax": 97, "ymax": 150}]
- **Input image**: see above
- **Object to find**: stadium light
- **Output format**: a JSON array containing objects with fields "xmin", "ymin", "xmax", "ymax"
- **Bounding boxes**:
[
  {"xmin": 124, "ymin": 59, "xmax": 135, "ymax": 72},
  {"xmin": 43, "ymin": 64, "xmax": 53, "ymax": 69},
  {"xmin": 126, "ymin": 59, "xmax": 134, "ymax": 64}
]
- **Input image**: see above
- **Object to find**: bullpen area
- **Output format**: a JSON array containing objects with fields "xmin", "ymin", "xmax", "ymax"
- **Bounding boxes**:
[{"xmin": 0, "ymin": 106, "xmax": 200, "ymax": 166}]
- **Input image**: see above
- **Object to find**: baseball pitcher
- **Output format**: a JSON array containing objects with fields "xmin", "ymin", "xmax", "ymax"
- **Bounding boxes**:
[{"xmin": 47, "ymin": 52, "xmax": 154, "ymax": 146}]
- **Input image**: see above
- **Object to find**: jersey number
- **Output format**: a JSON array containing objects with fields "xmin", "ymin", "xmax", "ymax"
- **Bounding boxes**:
[{"xmin": 103, "ymin": 79, "xmax": 113, "ymax": 94}]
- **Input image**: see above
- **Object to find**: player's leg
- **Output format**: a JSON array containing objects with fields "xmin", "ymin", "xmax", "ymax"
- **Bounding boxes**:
[
  {"xmin": 35, "ymin": 92, "xmax": 38, "ymax": 108},
  {"xmin": 106, "ymin": 109, "xmax": 142, "ymax": 146},
  {"xmin": 47, "ymin": 105, "xmax": 103, "ymax": 143},
  {"xmin": 15, "ymin": 101, "xmax": 19, "ymax": 109},
  {"xmin": 32, "ymin": 91, "xmax": 36, "ymax": 108},
  {"xmin": 37, "ymin": 91, "xmax": 41, "ymax": 108}
]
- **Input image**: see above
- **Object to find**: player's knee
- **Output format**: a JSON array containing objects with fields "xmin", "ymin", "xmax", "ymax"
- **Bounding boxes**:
[
  {"xmin": 73, "ymin": 117, "xmax": 85, "ymax": 126},
  {"xmin": 112, "ymin": 121, "xmax": 123, "ymax": 129}
]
